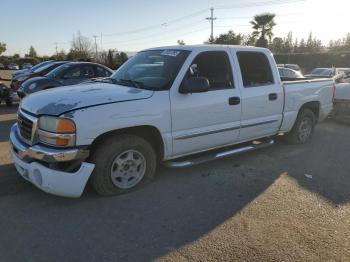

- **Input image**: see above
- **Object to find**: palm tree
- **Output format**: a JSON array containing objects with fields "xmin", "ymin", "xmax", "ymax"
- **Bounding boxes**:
[{"xmin": 250, "ymin": 13, "xmax": 276, "ymax": 47}]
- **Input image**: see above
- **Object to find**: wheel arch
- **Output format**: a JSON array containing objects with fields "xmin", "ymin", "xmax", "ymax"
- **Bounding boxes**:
[
  {"xmin": 89, "ymin": 125, "xmax": 165, "ymax": 161},
  {"xmin": 298, "ymin": 101, "xmax": 320, "ymax": 122}
]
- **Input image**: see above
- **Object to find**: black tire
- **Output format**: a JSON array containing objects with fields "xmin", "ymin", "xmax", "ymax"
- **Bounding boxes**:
[
  {"xmin": 285, "ymin": 108, "xmax": 316, "ymax": 144},
  {"xmin": 90, "ymin": 134, "xmax": 157, "ymax": 196}
]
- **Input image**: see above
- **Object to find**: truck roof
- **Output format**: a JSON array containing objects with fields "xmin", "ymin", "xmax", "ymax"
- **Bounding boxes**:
[{"xmin": 146, "ymin": 44, "xmax": 269, "ymax": 52}]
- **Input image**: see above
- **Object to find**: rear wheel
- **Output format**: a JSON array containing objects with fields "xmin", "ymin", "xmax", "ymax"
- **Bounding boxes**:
[
  {"xmin": 285, "ymin": 108, "xmax": 316, "ymax": 144},
  {"xmin": 90, "ymin": 134, "xmax": 157, "ymax": 196}
]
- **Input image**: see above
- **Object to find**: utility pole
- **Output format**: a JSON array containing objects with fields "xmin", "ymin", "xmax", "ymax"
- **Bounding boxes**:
[
  {"xmin": 54, "ymin": 42, "xmax": 58, "ymax": 56},
  {"xmin": 93, "ymin": 35, "xmax": 98, "ymax": 58},
  {"xmin": 100, "ymin": 33, "xmax": 103, "ymax": 52},
  {"xmin": 206, "ymin": 7, "xmax": 216, "ymax": 42}
]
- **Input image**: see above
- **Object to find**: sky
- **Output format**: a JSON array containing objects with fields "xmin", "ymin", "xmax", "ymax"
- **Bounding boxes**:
[{"xmin": 1, "ymin": 0, "xmax": 350, "ymax": 56}]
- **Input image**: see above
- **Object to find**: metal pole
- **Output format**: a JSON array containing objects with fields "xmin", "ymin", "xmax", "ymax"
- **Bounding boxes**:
[
  {"xmin": 93, "ymin": 35, "xmax": 98, "ymax": 58},
  {"xmin": 206, "ymin": 7, "xmax": 216, "ymax": 42}
]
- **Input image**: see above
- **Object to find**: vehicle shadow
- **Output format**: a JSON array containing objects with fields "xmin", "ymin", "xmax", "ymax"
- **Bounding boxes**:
[
  {"xmin": 0, "ymin": 153, "xmax": 282, "ymax": 262},
  {"xmin": 280, "ymin": 119, "xmax": 350, "ymax": 205}
]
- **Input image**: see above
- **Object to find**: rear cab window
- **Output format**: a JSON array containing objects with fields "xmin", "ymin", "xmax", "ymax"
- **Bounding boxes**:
[{"xmin": 237, "ymin": 51, "xmax": 274, "ymax": 88}]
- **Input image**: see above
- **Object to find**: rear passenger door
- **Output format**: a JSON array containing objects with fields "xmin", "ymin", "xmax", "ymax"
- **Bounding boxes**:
[{"xmin": 233, "ymin": 50, "xmax": 284, "ymax": 141}]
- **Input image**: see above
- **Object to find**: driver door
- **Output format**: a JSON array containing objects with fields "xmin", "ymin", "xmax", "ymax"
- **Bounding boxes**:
[{"xmin": 170, "ymin": 49, "xmax": 242, "ymax": 157}]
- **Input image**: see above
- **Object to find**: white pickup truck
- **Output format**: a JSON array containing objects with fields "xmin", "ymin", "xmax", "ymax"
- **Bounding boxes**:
[{"xmin": 10, "ymin": 45, "xmax": 334, "ymax": 197}]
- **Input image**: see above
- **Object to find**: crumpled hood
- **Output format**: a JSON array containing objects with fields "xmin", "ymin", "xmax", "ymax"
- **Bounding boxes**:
[
  {"xmin": 335, "ymin": 83, "xmax": 350, "ymax": 100},
  {"xmin": 21, "ymin": 82, "xmax": 154, "ymax": 116}
]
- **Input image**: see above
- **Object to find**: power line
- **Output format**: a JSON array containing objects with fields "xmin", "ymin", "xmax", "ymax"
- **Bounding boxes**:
[
  {"xmin": 103, "ymin": 20, "xmax": 208, "ymax": 46},
  {"xmin": 102, "ymin": 8, "xmax": 209, "ymax": 37},
  {"xmin": 215, "ymin": 0, "xmax": 306, "ymax": 9}
]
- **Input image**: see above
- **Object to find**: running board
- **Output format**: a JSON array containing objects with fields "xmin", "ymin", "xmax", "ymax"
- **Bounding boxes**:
[{"xmin": 164, "ymin": 137, "xmax": 274, "ymax": 168}]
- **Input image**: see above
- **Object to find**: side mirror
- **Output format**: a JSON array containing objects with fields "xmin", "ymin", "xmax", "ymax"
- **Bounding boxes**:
[{"xmin": 179, "ymin": 77, "xmax": 210, "ymax": 94}]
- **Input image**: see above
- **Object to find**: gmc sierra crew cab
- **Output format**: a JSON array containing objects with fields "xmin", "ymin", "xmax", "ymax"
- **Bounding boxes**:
[{"xmin": 9, "ymin": 45, "xmax": 334, "ymax": 197}]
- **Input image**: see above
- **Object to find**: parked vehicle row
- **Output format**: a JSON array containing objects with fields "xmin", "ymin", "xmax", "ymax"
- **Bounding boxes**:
[
  {"xmin": 0, "ymin": 63, "xmax": 34, "ymax": 70},
  {"xmin": 11, "ymin": 61, "xmax": 67, "ymax": 91},
  {"xmin": 9, "ymin": 45, "xmax": 334, "ymax": 198},
  {"xmin": 17, "ymin": 62, "xmax": 113, "ymax": 98}
]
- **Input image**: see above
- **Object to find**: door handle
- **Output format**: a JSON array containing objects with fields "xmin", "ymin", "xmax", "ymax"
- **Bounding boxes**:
[
  {"xmin": 269, "ymin": 93, "xmax": 278, "ymax": 101},
  {"xmin": 228, "ymin": 96, "xmax": 240, "ymax": 105}
]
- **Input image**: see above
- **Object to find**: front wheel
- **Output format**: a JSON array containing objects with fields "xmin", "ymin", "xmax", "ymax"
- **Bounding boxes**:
[
  {"xmin": 285, "ymin": 108, "xmax": 316, "ymax": 144},
  {"xmin": 90, "ymin": 134, "xmax": 157, "ymax": 196}
]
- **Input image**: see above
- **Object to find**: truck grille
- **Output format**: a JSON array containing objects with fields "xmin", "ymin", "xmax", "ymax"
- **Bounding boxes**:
[{"xmin": 17, "ymin": 112, "xmax": 34, "ymax": 142}]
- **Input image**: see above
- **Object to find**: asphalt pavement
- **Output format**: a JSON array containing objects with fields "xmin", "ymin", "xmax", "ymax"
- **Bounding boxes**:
[{"xmin": 0, "ymin": 104, "xmax": 349, "ymax": 262}]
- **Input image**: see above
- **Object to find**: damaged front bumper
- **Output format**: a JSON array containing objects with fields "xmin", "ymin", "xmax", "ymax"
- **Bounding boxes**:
[{"xmin": 10, "ymin": 124, "xmax": 95, "ymax": 198}]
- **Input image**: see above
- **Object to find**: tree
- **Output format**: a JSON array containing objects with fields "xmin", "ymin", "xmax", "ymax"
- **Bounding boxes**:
[
  {"xmin": 28, "ymin": 46, "xmax": 37, "ymax": 57},
  {"xmin": 68, "ymin": 31, "xmax": 93, "ymax": 60},
  {"xmin": 269, "ymin": 37, "xmax": 284, "ymax": 53},
  {"xmin": 242, "ymin": 34, "xmax": 257, "ymax": 46},
  {"xmin": 305, "ymin": 32, "xmax": 323, "ymax": 53},
  {"xmin": 53, "ymin": 49, "xmax": 66, "ymax": 60},
  {"xmin": 0, "ymin": 42, "xmax": 6, "ymax": 55},
  {"xmin": 207, "ymin": 30, "xmax": 243, "ymax": 45},
  {"xmin": 298, "ymin": 38, "xmax": 306, "ymax": 53},
  {"xmin": 100, "ymin": 49, "xmax": 128, "ymax": 69},
  {"xmin": 177, "ymin": 40, "xmax": 185, "ymax": 45},
  {"xmin": 250, "ymin": 13, "xmax": 276, "ymax": 48},
  {"xmin": 119, "ymin": 52, "xmax": 128, "ymax": 64}
]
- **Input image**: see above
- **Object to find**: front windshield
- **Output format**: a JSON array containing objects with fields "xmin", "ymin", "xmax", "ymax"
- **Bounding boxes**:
[
  {"xmin": 110, "ymin": 49, "xmax": 190, "ymax": 90},
  {"xmin": 45, "ymin": 64, "xmax": 70, "ymax": 78},
  {"xmin": 32, "ymin": 62, "xmax": 56, "ymax": 73},
  {"xmin": 30, "ymin": 61, "xmax": 53, "ymax": 72}
]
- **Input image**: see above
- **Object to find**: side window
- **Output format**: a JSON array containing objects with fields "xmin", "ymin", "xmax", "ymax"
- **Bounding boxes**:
[
  {"xmin": 64, "ymin": 67, "xmax": 81, "ymax": 78},
  {"xmin": 186, "ymin": 51, "xmax": 234, "ymax": 90},
  {"xmin": 237, "ymin": 52, "xmax": 274, "ymax": 87},
  {"xmin": 96, "ymin": 66, "xmax": 111, "ymax": 77},
  {"xmin": 81, "ymin": 65, "xmax": 95, "ymax": 78}
]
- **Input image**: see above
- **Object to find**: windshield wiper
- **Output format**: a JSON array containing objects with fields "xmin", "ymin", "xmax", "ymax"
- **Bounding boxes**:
[{"xmin": 118, "ymin": 78, "xmax": 144, "ymax": 89}]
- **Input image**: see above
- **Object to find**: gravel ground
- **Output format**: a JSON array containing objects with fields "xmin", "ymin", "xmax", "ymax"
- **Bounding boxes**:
[{"xmin": 0, "ymin": 105, "xmax": 349, "ymax": 262}]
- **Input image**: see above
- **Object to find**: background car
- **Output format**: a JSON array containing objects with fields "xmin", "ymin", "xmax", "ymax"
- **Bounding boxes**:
[
  {"xmin": 0, "ymin": 63, "xmax": 5, "ymax": 70},
  {"xmin": 10, "ymin": 61, "xmax": 67, "ymax": 91},
  {"xmin": 305, "ymin": 67, "xmax": 350, "ymax": 78},
  {"xmin": 7, "ymin": 63, "xmax": 19, "ymax": 70},
  {"xmin": 12, "ymin": 60, "xmax": 54, "ymax": 78},
  {"xmin": 277, "ymin": 63, "xmax": 301, "ymax": 72},
  {"xmin": 278, "ymin": 67, "xmax": 304, "ymax": 80},
  {"xmin": 21, "ymin": 63, "xmax": 33, "ymax": 69},
  {"xmin": 18, "ymin": 62, "xmax": 113, "ymax": 98}
]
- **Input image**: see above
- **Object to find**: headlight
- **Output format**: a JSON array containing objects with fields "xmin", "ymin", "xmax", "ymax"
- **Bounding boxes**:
[
  {"xmin": 28, "ymin": 83, "xmax": 37, "ymax": 90},
  {"xmin": 38, "ymin": 116, "xmax": 76, "ymax": 147}
]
